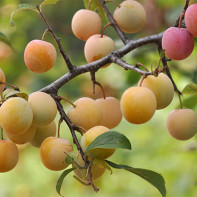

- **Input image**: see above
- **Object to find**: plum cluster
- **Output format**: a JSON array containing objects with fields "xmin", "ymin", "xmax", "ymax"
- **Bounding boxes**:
[{"xmin": 0, "ymin": 89, "xmax": 58, "ymax": 172}]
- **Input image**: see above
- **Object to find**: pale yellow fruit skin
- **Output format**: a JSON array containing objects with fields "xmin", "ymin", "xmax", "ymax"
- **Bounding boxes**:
[
  {"xmin": 81, "ymin": 126, "xmax": 115, "ymax": 159},
  {"xmin": 72, "ymin": 153, "xmax": 105, "ymax": 181},
  {"xmin": 0, "ymin": 140, "xmax": 19, "ymax": 172},
  {"xmin": 0, "ymin": 97, "xmax": 33, "ymax": 135},
  {"xmin": 120, "ymin": 87, "xmax": 157, "ymax": 124},
  {"xmin": 167, "ymin": 109, "xmax": 197, "ymax": 140},
  {"xmin": 113, "ymin": 0, "xmax": 146, "ymax": 33},
  {"xmin": 30, "ymin": 121, "xmax": 56, "ymax": 148},
  {"xmin": 140, "ymin": 73, "xmax": 174, "ymax": 109},
  {"xmin": 84, "ymin": 34, "xmax": 116, "ymax": 67},
  {"xmin": 0, "ymin": 68, "xmax": 6, "ymax": 93},
  {"xmin": 40, "ymin": 137, "xmax": 73, "ymax": 171},
  {"xmin": 67, "ymin": 97, "xmax": 102, "ymax": 131},
  {"xmin": 24, "ymin": 40, "xmax": 57, "ymax": 73},
  {"xmin": 28, "ymin": 92, "xmax": 57, "ymax": 126},
  {"xmin": 6, "ymin": 125, "xmax": 36, "ymax": 144},
  {"xmin": 71, "ymin": 9, "xmax": 102, "ymax": 41},
  {"xmin": 95, "ymin": 97, "xmax": 122, "ymax": 129}
]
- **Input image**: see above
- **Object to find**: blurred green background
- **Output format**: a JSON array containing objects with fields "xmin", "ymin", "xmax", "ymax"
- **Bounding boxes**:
[{"xmin": 0, "ymin": 0, "xmax": 197, "ymax": 197}]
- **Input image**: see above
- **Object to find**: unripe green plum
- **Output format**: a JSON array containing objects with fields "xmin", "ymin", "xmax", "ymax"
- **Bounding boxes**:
[
  {"xmin": 67, "ymin": 97, "xmax": 102, "ymax": 131},
  {"xmin": 95, "ymin": 97, "xmax": 122, "ymax": 129},
  {"xmin": 81, "ymin": 126, "xmax": 115, "ymax": 160},
  {"xmin": 0, "ymin": 68, "xmax": 6, "ymax": 93},
  {"xmin": 71, "ymin": 9, "xmax": 102, "ymax": 41},
  {"xmin": 0, "ymin": 97, "xmax": 33, "ymax": 136},
  {"xmin": 6, "ymin": 125, "xmax": 36, "ymax": 144},
  {"xmin": 72, "ymin": 153, "xmax": 106, "ymax": 181},
  {"xmin": 28, "ymin": 92, "xmax": 57, "ymax": 126},
  {"xmin": 24, "ymin": 40, "xmax": 57, "ymax": 73},
  {"xmin": 140, "ymin": 73, "xmax": 174, "ymax": 109},
  {"xmin": 113, "ymin": 0, "xmax": 146, "ymax": 33},
  {"xmin": 84, "ymin": 34, "xmax": 116, "ymax": 67},
  {"xmin": 166, "ymin": 109, "xmax": 197, "ymax": 140},
  {"xmin": 120, "ymin": 87, "xmax": 157, "ymax": 124},
  {"xmin": 0, "ymin": 140, "xmax": 19, "ymax": 172},
  {"xmin": 30, "ymin": 121, "xmax": 56, "ymax": 148},
  {"xmin": 40, "ymin": 137, "xmax": 73, "ymax": 171}
]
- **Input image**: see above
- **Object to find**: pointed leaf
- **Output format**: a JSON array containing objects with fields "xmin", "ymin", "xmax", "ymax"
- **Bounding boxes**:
[
  {"xmin": 0, "ymin": 32, "xmax": 13, "ymax": 49},
  {"xmin": 106, "ymin": 160, "xmax": 166, "ymax": 197},
  {"xmin": 85, "ymin": 131, "xmax": 132, "ymax": 153},
  {"xmin": 65, "ymin": 150, "xmax": 79, "ymax": 165},
  {"xmin": 56, "ymin": 167, "xmax": 76, "ymax": 197},
  {"xmin": 41, "ymin": 0, "xmax": 61, "ymax": 7},
  {"xmin": 83, "ymin": 0, "xmax": 107, "ymax": 23},
  {"xmin": 94, "ymin": 159, "xmax": 113, "ymax": 174},
  {"xmin": 182, "ymin": 83, "xmax": 197, "ymax": 95},
  {"xmin": 10, "ymin": 4, "xmax": 38, "ymax": 27},
  {"xmin": 3, "ymin": 89, "xmax": 28, "ymax": 101}
]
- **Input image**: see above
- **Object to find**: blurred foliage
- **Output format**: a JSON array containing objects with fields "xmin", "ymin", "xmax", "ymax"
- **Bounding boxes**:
[{"xmin": 0, "ymin": 0, "xmax": 197, "ymax": 197}]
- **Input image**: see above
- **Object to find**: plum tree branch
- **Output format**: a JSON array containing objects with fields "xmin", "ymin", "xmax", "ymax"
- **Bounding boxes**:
[
  {"xmin": 98, "ymin": 0, "xmax": 129, "ymax": 44},
  {"xmin": 36, "ymin": 5, "xmax": 75, "ymax": 71}
]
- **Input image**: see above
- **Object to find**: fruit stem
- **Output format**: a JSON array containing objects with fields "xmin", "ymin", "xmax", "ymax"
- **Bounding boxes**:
[
  {"xmin": 104, "ymin": 0, "xmax": 121, "ymax": 8},
  {"xmin": 135, "ymin": 63, "xmax": 149, "ymax": 72},
  {"xmin": 58, "ymin": 117, "xmax": 63, "ymax": 138},
  {"xmin": 138, "ymin": 75, "xmax": 146, "ymax": 87},
  {"xmin": 55, "ymin": 96, "xmax": 76, "ymax": 108},
  {"xmin": 178, "ymin": 12, "xmax": 185, "ymax": 28},
  {"xmin": 100, "ymin": 23, "xmax": 112, "ymax": 38},
  {"xmin": 0, "ymin": 82, "xmax": 20, "ymax": 91},
  {"xmin": 88, "ymin": 0, "xmax": 92, "ymax": 10},
  {"xmin": 42, "ymin": 28, "xmax": 50, "ymax": 41},
  {"xmin": 90, "ymin": 71, "xmax": 106, "ymax": 99},
  {"xmin": 177, "ymin": 91, "xmax": 183, "ymax": 109}
]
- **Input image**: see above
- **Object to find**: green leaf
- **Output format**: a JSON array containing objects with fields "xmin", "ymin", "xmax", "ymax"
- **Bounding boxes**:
[
  {"xmin": 0, "ymin": 32, "xmax": 13, "ymax": 49},
  {"xmin": 182, "ymin": 83, "xmax": 197, "ymax": 95},
  {"xmin": 65, "ymin": 150, "xmax": 79, "ymax": 165},
  {"xmin": 40, "ymin": 0, "xmax": 61, "ymax": 7},
  {"xmin": 56, "ymin": 168, "xmax": 76, "ymax": 197},
  {"xmin": 3, "ymin": 89, "xmax": 28, "ymax": 101},
  {"xmin": 10, "ymin": 4, "xmax": 38, "ymax": 27},
  {"xmin": 83, "ymin": 0, "xmax": 107, "ymax": 23},
  {"xmin": 85, "ymin": 131, "xmax": 132, "ymax": 153},
  {"xmin": 106, "ymin": 160, "xmax": 166, "ymax": 197}
]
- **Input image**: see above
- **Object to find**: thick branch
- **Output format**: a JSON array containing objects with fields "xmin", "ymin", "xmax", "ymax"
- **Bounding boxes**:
[{"xmin": 40, "ymin": 32, "xmax": 163, "ymax": 93}]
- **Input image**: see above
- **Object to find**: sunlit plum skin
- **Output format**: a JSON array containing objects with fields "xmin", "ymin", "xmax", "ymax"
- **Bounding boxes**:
[
  {"xmin": 81, "ymin": 126, "xmax": 115, "ymax": 160},
  {"xmin": 30, "ymin": 121, "xmax": 56, "ymax": 148},
  {"xmin": 140, "ymin": 73, "xmax": 174, "ymax": 110},
  {"xmin": 0, "ymin": 97, "xmax": 33, "ymax": 136},
  {"xmin": 67, "ymin": 97, "xmax": 102, "ymax": 131},
  {"xmin": 95, "ymin": 97, "xmax": 122, "ymax": 129},
  {"xmin": 72, "ymin": 153, "xmax": 106, "ymax": 181},
  {"xmin": 28, "ymin": 92, "xmax": 57, "ymax": 126},
  {"xmin": 166, "ymin": 109, "xmax": 197, "ymax": 140},
  {"xmin": 162, "ymin": 27, "xmax": 194, "ymax": 60},
  {"xmin": 6, "ymin": 125, "xmax": 36, "ymax": 144},
  {"xmin": 40, "ymin": 137, "xmax": 73, "ymax": 171},
  {"xmin": 185, "ymin": 4, "xmax": 197, "ymax": 37},
  {"xmin": 120, "ymin": 87, "xmax": 157, "ymax": 124},
  {"xmin": 71, "ymin": 9, "xmax": 102, "ymax": 41},
  {"xmin": 0, "ymin": 68, "xmax": 6, "ymax": 93},
  {"xmin": 113, "ymin": 0, "xmax": 146, "ymax": 33},
  {"xmin": 84, "ymin": 34, "xmax": 116, "ymax": 67},
  {"xmin": 0, "ymin": 140, "xmax": 19, "ymax": 173},
  {"xmin": 24, "ymin": 40, "xmax": 57, "ymax": 73}
]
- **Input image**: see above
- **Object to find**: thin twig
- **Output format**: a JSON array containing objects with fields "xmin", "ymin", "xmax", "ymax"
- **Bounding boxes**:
[{"xmin": 36, "ymin": 5, "xmax": 74, "ymax": 71}]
